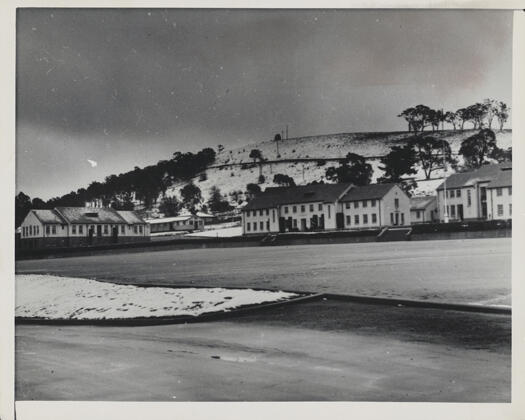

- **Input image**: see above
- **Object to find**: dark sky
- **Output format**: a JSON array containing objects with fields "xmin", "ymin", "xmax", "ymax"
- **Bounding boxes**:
[{"xmin": 16, "ymin": 9, "xmax": 513, "ymax": 200}]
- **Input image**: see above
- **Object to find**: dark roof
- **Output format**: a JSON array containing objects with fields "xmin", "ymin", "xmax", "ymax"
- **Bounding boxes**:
[
  {"xmin": 116, "ymin": 210, "xmax": 146, "ymax": 224},
  {"xmin": 54, "ymin": 207, "xmax": 127, "ymax": 224},
  {"xmin": 339, "ymin": 183, "xmax": 397, "ymax": 202},
  {"xmin": 486, "ymin": 169, "xmax": 512, "ymax": 189},
  {"xmin": 436, "ymin": 163, "xmax": 512, "ymax": 190},
  {"xmin": 243, "ymin": 183, "xmax": 353, "ymax": 211},
  {"xmin": 31, "ymin": 209, "xmax": 67, "ymax": 224},
  {"xmin": 410, "ymin": 196, "xmax": 437, "ymax": 210}
]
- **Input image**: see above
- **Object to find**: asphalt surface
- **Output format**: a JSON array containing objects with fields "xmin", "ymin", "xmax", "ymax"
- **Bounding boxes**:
[
  {"xmin": 16, "ymin": 299, "xmax": 511, "ymax": 401},
  {"xmin": 16, "ymin": 237, "xmax": 511, "ymax": 305}
]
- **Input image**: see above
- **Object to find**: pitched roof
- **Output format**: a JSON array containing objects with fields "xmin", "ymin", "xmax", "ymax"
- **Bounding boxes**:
[
  {"xmin": 54, "ymin": 207, "xmax": 127, "ymax": 224},
  {"xmin": 410, "ymin": 195, "xmax": 437, "ymax": 210},
  {"xmin": 436, "ymin": 163, "xmax": 511, "ymax": 190},
  {"xmin": 243, "ymin": 183, "xmax": 353, "ymax": 211},
  {"xmin": 340, "ymin": 183, "xmax": 397, "ymax": 202},
  {"xmin": 486, "ymin": 168, "xmax": 512, "ymax": 188},
  {"xmin": 31, "ymin": 209, "xmax": 67, "ymax": 224},
  {"xmin": 116, "ymin": 210, "xmax": 146, "ymax": 224}
]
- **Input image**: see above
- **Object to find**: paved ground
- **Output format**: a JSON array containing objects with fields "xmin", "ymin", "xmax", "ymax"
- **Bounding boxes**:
[
  {"xmin": 16, "ymin": 299, "xmax": 511, "ymax": 401},
  {"xmin": 16, "ymin": 238, "xmax": 511, "ymax": 305}
]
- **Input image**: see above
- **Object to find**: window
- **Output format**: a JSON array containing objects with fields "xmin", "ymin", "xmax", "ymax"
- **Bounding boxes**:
[
  {"xmin": 394, "ymin": 198, "xmax": 399, "ymax": 208},
  {"xmin": 456, "ymin": 189, "xmax": 461, "ymax": 197},
  {"xmin": 301, "ymin": 205, "xmax": 305, "ymax": 212},
  {"xmin": 259, "ymin": 210, "xmax": 263, "ymax": 216},
  {"xmin": 72, "ymin": 225, "xmax": 77, "ymax": 234},
  {"xmin": 446, "ymin": 190, "xmax": 449, "ymax": 198},
  {"xmin": 309, "ymin": 204, "xmax": 314, "ymax": 212},
  {"xmin": 266, "ymin": 220, "xmax": 270, "ymax": 230},
  {"xmin": 509, "ymin": 204, "xmax": 512, "ymax": 217},
  {"xmin": 509, "ymin": 187, "xmax": 512, "ymax": 196},
  {"xmin": 272, "ymin": 210, "xmax": 275, "ymax": 223},
  {"xmin": 450, "ymin": 205, "xmax": 456, "ymax": 218},
  {"xmin": 318, "ymin": 204, "xmax": 322, "ymax": 211},
  {"xmin": 104, "ymin": 225, "xmax": 109, "ymax": 234},
  {"xmin": 467, "ymin": 189, "xmax": 472, "ymax": 206},
  {"xmin": 354, "ymin": 215, "xmax": 359, "ymax": 224},
  {"xmin": 139, "ymin": 225, "xmax": 143, "ymax": 234},
  {"xmin": 36, "ymin": 226, "xmax": 39, "ymax": 235},
  {"xmin": 363, "ymin": 214, "xmax": 368, "ymax": 224},
  {"xmin": 372, "ymin": 213, "xmax": 377, "ymax": 224},
  {"xmin": 260, "ymin": 221, "xmax": 264, "ymax": 230},
  {"xmin": 120, "ymin": 225, "xmax": 124, "ymax": 234},
  {"xmin": 253, "ymin": 222, "xmax": 257, "ymax": 231},
  {"xmin": 450, "ymin": 190, "xmax": 455, "ymax": 198},
  {"xmin": 246, "ymin": 222, "xmax": 251, "ymax": 232},
  {"xmin": 293, "ymin": 206, "xmax": 297, "ymax": 213},
  {"xmin": 285, "ymin": 206, "xmax": 289, "ymax": 214},
  {"xmin": 354, "ymin": 202, "xmax": 359, "ymax": 209},
  {"xmin": 371, "ymin": 199, "xmax": 376, "ymax": 207},
  {"xmin": 416, "ymin": 210, "xmax": 421, "ymax": 219},
  {"xmin": 362, "ymin": 200, "xmax": 367, "ymax": 208},
  {"xmin": 401, "ymin": 213, "xmax": 405, "ymax": 225},
  {"xmin": 293, "ymin": 219, "xmax": 297, "ymax": 228},
  {"xmin": 133, "ymin": 225, "xmax": 138, "ymax": 234},
  {"xmin": 79, "ymin": 225, "xmax": 84, "ymax": 234},
  {"xmin": 497, "ymin": 204, "xmax": 503, "ymax": 216},
  {"xmin": 52, "ymin": 225, "xmax": 56, "ymax": 234},
  {"xmin": 328, "ymin": 205, "xmax": 331, "ymax": 218},
  {"xmin": 497, "ymin": 188, "xmax": 502, "ymax": 197},
  {"xmin": 266, "ymin": 209, "xmax": 269, "ymax": 216},
  {"xmin": 346, "ymin": 215, "xmax": 351, "ymax": 225}
]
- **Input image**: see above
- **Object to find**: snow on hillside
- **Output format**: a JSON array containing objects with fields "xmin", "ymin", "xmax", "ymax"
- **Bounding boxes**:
[
  {"xmin": 16, "ymin": 274, "xmax": 299, "ymax": 320},
  {"xmin": 163, "ymin": 130, "xmax": 511, "ymax": 208}
]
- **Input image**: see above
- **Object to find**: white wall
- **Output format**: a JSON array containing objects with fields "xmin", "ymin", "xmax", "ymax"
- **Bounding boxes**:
[
  {"xmin": 20, "ymin": 212, "xmax": 44, "ymax": 238},
  {"xmin": 487, "ymin": 186, "xmax": 512, "ymax": 220},
  {"xmin": 243, "ymin": 207, "xmax": 279, "ymax": 234},
  {"xmin": 341, "ymin": 198, "xmax": 381, "ymax": 229},
  {"xmin": 380, "ymin": 185, "xmax": 411, "ymax": 227}
]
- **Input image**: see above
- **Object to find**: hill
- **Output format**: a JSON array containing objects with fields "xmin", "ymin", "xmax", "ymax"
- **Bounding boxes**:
[{"xmin": 162, "ymin": 129, "xmax": 512, "ymax": 210}]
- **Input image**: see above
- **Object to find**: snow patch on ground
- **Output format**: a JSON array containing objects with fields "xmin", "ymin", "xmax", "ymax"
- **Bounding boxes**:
[
  {"xmin": 185, "ymin": 226, "xmax": 243, "ymax": 238},
  {"xmin": 15, "ymin": 275, "xmax": 299, "ymax": 320}
]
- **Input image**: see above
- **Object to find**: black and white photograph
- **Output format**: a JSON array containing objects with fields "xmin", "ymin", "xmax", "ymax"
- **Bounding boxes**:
[{"xmin": 5, "ymin": 4, "xmax": 523, "ymax": 416}]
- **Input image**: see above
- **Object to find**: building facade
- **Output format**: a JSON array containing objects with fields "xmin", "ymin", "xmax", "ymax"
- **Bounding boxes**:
[
  {"xmin": 19, "ymin": 207, "xmax": 150, "ymax": 249},
  {"xmin": 242, "ymin": 182, "xmax": 411, "ymax": 235},
  {"xmin": 410, "ymin": 196, "xmax": 438, "ymax": 224},
  {"xmin": 146, "ymin": 215, "xmax": 205, "ymax": 234},
  {"xmin": 436, "ymin": 163, "xmax": 512, "ymax": 222}
]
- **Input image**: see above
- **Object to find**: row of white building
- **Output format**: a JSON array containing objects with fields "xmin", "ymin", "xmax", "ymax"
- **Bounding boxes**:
[
  {"xmin": 18, "ymin": 163, "xmax": 512, "ymax": 247},
  {"xmin": 241, "ymin": 163, "xmax": 512, "ymax": 235}
]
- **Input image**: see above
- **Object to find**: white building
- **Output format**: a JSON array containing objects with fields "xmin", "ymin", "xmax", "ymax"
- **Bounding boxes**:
[
  {"xmin": 19, "ymin": 207, "xmax": 149, "ymax": 248},
  {"xmin": 242, "ymin": 182, "xmax": 411, "ymax": 235},
  {"xmin": 146, "ymin": 214, "xmax": 205, "ymax": 234},
  {"xmin": 436, "ymin": 163, "xmax": 512, "ymax": 222},
  {"xmin": 410, "ymin": 196, "xmax": 438, "ymax": 224}
]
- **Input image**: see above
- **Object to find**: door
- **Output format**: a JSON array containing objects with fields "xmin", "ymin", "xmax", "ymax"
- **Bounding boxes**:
[
  {"xmin": 96, "ymin": 225, "xmax": 102, "ymax": 237},
  {"xmin": 112, "ymin": 226, "xmax": 118, "ymax": 243},
  {"xmin": 88, "ymin": 227, "xmax": 94, "ymax": 244},
  {"xmin": 458, "ymin": 204, "xmax": 464, "ymax": 221},
  {"xmin": 394, "ymin": 213, "xmax": 399, "ymax": 226},
  {"xmin": 335, "ymin": 212, "xmax": 344, "ymax": 229},
  {"xmin": 300, "ymin": 218, "xmax": 307, "ymax": 231}
]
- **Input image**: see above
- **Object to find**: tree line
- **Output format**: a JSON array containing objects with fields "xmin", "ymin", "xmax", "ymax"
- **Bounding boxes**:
[
  {"xmin": 15, "ymin": 147, "xmax": 217, "ymax": 227},
  {"xmin": 398, "ymin": 99, "xmax": 510, "ymax": 133}
]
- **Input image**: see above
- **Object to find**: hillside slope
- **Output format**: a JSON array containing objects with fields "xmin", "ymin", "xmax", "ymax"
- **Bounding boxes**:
[{"xmin": 163, "ymin": 129, "xmax": 512, "ymax": 210}]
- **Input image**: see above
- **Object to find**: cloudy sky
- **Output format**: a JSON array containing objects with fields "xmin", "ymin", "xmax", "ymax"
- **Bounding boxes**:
[{"xmin": 17, "ymin": 9, "xmax": 513, "ymax": 200}]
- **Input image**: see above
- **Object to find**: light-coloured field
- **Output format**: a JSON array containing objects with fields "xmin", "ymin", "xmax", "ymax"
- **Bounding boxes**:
[{"xmin": 16, "ymin": 237, "xmax": 511, "ymax": 305}]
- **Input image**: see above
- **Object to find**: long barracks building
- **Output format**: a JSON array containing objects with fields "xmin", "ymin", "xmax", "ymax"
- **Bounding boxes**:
[
  {"xmin": 241, "ymin": 182, "xmax": 411, "ymax": 235},
  {"xmin": 19, "ymin": 206, "xmax": 150, "ymax": 249}
]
